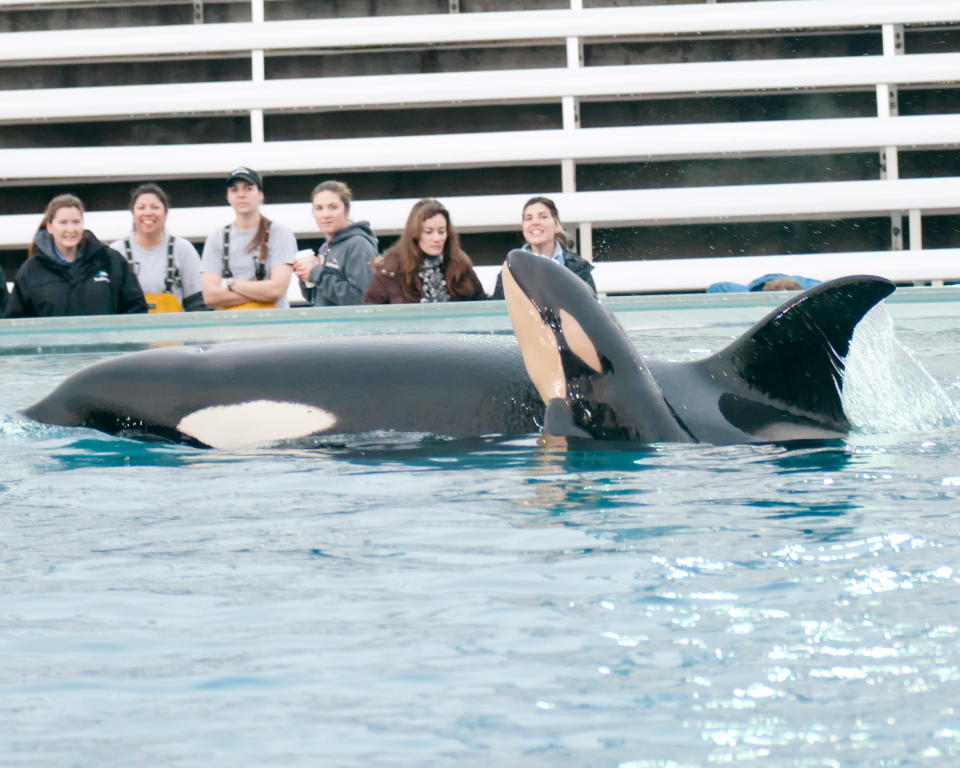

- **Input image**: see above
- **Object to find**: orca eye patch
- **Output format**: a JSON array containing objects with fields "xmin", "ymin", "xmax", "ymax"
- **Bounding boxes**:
[{"xmin": 559, "ymin": 309, "xmax": 602, "ymax": 373}]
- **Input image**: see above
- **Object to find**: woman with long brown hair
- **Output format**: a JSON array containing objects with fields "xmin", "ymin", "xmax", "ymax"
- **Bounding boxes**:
[
  {"xmin": 5, "ymin": 193, "xmax": 147, "ymax": 318},
  {"xmin": 363, "ymin": 198, "xmax": 485, "ymax": 304}
]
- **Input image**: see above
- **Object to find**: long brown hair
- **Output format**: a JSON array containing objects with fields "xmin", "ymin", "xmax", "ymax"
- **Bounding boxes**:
[
  {"xmin": 228, "ymin": 179, "xmax": 270, "ymax": 264},
  {"xmin": 246, "ymin": 214, "xmax": 272, "ymax": 269},
  {"xmin": 30, "ymin": 193, "xmax": 85, "ymax": 258},
  {"xmin": 390, "ymin": 198, "xmax": 475, "ymax": 301}
]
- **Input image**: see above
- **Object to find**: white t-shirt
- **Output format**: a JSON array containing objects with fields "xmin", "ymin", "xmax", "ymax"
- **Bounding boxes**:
[
  {"xmin": 110, "ymin": 232, "xmax": 202, "ymax": 305},
  {"xmin": 201, "ymin": 220, "xmax": 298, "ymax": 308}
]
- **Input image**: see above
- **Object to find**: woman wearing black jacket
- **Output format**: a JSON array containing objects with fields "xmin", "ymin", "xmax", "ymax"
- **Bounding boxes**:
[{"xmin": 5, "ymin": 194, "xmax": 147, "ymax": 318}]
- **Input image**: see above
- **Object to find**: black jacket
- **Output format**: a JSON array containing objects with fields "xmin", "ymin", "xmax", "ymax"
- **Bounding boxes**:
[
  {"xmin": 491, "ymin": 247, "xmax": 596, "ymax": 300},
  {"xmin": 5, "ymin": 230, "xmax": 148, "ymax": 318}
]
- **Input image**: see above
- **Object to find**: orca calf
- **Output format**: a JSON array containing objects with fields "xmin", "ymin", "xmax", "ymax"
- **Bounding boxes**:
[{"xmin": 22, "ymin": 250, "xmax": 894, "ymax": 448}]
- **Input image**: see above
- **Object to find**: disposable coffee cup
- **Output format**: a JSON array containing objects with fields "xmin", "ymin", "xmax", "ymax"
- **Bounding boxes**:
[{"xmin": 295, "ymin": 248, "xmax": 317, "ymax": 288}]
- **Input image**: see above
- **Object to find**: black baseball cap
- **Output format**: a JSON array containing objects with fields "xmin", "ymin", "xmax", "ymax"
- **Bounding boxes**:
[{"xmin": 226, "ymin": 167, "xmax": 263, "ymax": 189}]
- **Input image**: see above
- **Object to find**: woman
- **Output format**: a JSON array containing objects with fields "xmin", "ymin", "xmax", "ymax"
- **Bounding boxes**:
[
  {"xmin": 5, "ymin": 193, "xmax": 147, "ymax": 318},
  {"xmin": 293, "ymin": 180, "xmax": 378, "ymax": 306},
  {"xmin": 110, "ymin": 183, "xmax": 206, "ymax": 312},
  {"xmin": 491, "ymin": 195, "xmax": 596, "ymax": 299},
  {"xmin": 363, "ymin": 198, "xmax": 485, "ymax": 304},
  {"xmin": 200, "ymin": 167, "xmax": 297, "ymax": 310}
]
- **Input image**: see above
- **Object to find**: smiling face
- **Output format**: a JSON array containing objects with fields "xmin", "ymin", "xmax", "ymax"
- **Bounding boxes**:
[
  {"xmin": 312, "ymin": 190, "xmax": 350, "ymax": 238},
  {"xmin": 417, "ymin": 213, "xmax": 448, "ymax": 258},
  {"xmin": 227, "ymin": 181, "xmax": 263, "ymax": 216},
  {"xmin": 46, "ymin": 206, "xmax": 84, "ymax": 257},
  {"xmin": 521, "ymin": 202, "xmax": 562, "ymax": 255},
  {"xmin": 132, "ymin": 192, "xmax": 167, "ymax": 237}
]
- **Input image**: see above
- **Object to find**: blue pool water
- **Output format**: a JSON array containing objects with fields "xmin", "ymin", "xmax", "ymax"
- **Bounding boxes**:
[{"xmin": 2, "ymin": 292, "xmax": 960, "ymax": 767}]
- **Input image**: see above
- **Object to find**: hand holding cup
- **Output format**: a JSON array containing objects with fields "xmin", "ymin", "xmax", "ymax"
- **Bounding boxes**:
[{"xmin": 293, "ymin": 249, "xmax": 321, "ymax": 287}]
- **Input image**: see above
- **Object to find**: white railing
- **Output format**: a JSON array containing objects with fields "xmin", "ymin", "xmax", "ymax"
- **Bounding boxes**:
[
  {"xmin": 2, "ymin": 1, "xmax": 959, "ymax": 63},
  {"xmin": 1, "ymin": 0, "xmax": 959, "ymax": 290},
  {"xmin": 4, "ymin": 53, "xmax": 960, "ymax": 123},
  {"xmin": 473, "ymin": 249, "xmax": 960, "ymax": 296},
  {"xmin": 3, "ymin": 177, "xmax": 958, "ymax": 248},
  {"xmin": 2, "ymin": 114, "xmax": 959, "ymax": 184}
]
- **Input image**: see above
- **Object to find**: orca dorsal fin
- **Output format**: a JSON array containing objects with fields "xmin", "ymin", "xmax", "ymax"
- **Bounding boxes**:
[{"xmin": 703, "ymin": 275, "xmax": 896, "ymax": 431}]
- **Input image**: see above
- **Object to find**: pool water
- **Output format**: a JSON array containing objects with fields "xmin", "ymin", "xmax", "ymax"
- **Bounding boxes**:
[{"xmin": 2, "ymin": 292, "xmax": 960, "ymax": 767}]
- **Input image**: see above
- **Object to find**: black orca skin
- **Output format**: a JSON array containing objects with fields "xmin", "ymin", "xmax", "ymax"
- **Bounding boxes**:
[
  {"xmin": 502, "ymin": 249, "xmax": 894, "ymax": 445},
  {"xmin": 22, "ymin": 251, "xmax": 894, "ymax": 448}
]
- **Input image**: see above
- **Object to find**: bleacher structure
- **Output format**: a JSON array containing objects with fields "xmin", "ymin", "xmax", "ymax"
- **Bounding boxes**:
[{"xmin": 1, "ymin": 0, "xmax": 958, "ymax": 296}]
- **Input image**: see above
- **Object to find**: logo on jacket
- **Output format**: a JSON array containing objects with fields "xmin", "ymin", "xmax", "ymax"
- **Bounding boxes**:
[{"xmin": 92, "ymin": 271, "xmax": 110, "ymax": 283}]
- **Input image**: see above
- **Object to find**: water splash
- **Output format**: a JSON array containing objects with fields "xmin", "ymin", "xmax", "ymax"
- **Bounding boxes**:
[{"xmin": 842, "ymin": 305, "xmax": 959, "ymax": 435}]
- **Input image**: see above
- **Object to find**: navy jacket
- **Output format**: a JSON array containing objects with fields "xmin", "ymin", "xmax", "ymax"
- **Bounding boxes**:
[{"xmin": 5, "ymin": 230, "xmax": 148, "ymax": 318}]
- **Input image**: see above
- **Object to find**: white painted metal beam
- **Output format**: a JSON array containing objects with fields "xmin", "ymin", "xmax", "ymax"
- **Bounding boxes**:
[
  {"xmin": 2, "ymin": 53, "xmax": 958, "ymax": 124},
  {"xmin": 1, "ymin": 1, "xmax": 958, "ymax": 63}
]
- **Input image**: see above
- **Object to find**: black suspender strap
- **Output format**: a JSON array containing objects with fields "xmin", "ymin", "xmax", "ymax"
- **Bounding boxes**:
[
  {"xmin": 221, "ymin": 225, "xmax": 234, "ymax": 279},
  {"xmin": 164, "ymin": 235, "xmax": 179, "ymax": 294},
  {"xmin": 223, "ymin": 223, "xmax": 270, "ymax": 281},
  {"xmin": 122, "ymin": 238, "xmax": 139, "ymax": 274},
  {"xmin": 255, "ymin": 222, "xmax": 271, "ymax": 281},
  {"xmin": 125, "ymin": 235, "xmax": 180, "ymax": 293}
]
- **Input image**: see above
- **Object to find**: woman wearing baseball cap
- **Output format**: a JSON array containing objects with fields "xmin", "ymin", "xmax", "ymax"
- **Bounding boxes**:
[{"xmin": 200, "ymin": 167, "xmax": 297, "ymax": 310}]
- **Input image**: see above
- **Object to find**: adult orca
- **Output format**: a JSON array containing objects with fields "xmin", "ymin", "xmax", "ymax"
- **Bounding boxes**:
[
  {"xmin": 21, "ymin": 334, "xmax": 543, "ymax": 449},
  {"xmin": 22, "ymin": 250, "xmax": 894, "ymax": 448}
]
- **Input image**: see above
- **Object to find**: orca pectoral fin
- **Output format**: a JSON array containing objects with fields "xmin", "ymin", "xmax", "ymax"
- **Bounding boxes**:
[{"xmin": 704, "ymin": 274, "xmax": 895, "ymax": 433}]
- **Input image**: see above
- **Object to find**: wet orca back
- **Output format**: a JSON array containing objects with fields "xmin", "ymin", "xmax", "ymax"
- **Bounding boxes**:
[{"xmin": 652, "ymin": 275, "xmax": 896, "ymax": 442}]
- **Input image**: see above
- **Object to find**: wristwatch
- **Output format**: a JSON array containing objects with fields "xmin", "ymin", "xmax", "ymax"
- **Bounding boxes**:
[{"xmin": 220, "ymin": 277, "xmax": 235, "ymax": 291}]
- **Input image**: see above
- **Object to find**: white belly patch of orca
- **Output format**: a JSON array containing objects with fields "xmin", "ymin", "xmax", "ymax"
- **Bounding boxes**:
[{"xmin": 177, "ymin": 400, "xmax": 337, "ymax": 449}]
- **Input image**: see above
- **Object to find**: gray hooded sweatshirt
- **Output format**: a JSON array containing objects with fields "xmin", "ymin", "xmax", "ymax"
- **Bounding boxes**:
[{"xmin": 306, "ymin": 221, "xmax": 379, "ymax": 306}]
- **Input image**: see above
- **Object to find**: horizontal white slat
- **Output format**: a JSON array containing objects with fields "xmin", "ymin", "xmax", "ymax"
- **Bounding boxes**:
[
  {"xmin": 3, "ymin": 52, "xmax": 959, "ymax": 124},
  {"xmin": 13, "ymin": 248, "xmax": 960, "ymax": 303},
  {"xmin": 1, "ymin": 1, "xmax": 959, "ymax": 64},
  {"xmin": 0, "ymin": 0, "xmax": 206, "ymax": 6},
  {"xmin": 472, "ymin": 249, "xmax": 960, "ymax": 296},
  {"xmin": 590, "ymin": 250, "xmax": 960, "ymax": 293},
  {"xmin": 2, "ymin": 177, "xmax": 958, "ymax": 250},
  {"xmin": 2, "ymin": 114, "xmax": 959, "ymax": 184}
]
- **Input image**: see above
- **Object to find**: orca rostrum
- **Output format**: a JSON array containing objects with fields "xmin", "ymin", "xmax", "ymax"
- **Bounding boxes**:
[{"xmin": 22, "ymin": 249, "xmax": 894, "ymax": 448}]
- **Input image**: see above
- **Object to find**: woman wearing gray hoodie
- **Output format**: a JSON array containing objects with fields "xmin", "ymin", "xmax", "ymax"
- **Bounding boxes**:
[{"xmin": 294, "ymin": 180, "xmax": 379, "ymax": 306}]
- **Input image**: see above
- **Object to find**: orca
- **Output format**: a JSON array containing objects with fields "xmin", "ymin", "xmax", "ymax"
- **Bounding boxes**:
[
  {"xmin": 21, "ymin": 250, "xmax": 894, "ymax": 448},
  {"xmin": 21, "ymin": 334, "xmax": 543, "ymax": 449},
  {"xmin": 501, "ymin": 249, "xmax": 895, "ymax": 444}
]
